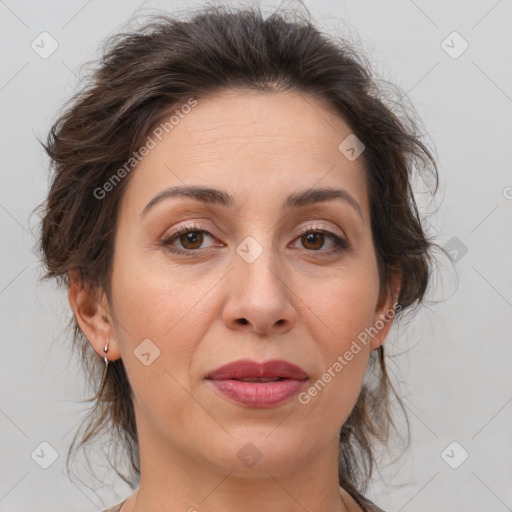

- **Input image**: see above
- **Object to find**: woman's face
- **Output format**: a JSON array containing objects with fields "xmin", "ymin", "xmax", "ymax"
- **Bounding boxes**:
[{"xmin": 92, "ymin": 89, "xmax": 397, "ymax": 479}]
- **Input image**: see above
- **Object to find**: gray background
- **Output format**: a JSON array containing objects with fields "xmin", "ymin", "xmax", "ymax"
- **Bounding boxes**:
[{"xmin": 1, "ymin": 0, "xmax": 511, "ymax": 511}]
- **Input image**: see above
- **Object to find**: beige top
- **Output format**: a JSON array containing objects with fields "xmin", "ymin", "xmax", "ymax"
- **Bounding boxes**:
[
  {"xmin": 103, "ymin": 501, "xmax": 125, "ymax": 512},
  {"xmin": 102, "ymin": 488, "xmax": 384, "ymax": 512},
  {"xmin": 103, "ymin": 500, "xmax": 126, "ymax": 512}
]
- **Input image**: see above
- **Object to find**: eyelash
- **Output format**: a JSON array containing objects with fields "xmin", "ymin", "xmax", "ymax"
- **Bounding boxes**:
[{"xmin": 161, "ymin": 223, "xmax": 349, "ymax": 256}]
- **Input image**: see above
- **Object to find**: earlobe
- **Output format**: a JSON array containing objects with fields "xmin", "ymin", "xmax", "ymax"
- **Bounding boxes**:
[{"xmin": 67, "ymin": 272, "xmax": 121, "ymax": 361}]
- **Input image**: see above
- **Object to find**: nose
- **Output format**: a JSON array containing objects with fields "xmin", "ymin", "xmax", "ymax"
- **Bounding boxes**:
[{"xmin": 222, "ymin": 245, "xmax": 297, "ymax": 336}]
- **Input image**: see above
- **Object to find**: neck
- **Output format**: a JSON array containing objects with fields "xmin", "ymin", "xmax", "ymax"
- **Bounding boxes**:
[{"xmin": 121, "ymin": 416, "xmax": 356, "ymax": 512}]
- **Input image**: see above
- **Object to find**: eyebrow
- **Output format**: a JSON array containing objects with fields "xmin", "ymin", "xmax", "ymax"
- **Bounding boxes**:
[{"xmin": 140, "ymin": 185, "xmax": 363, "ymax": 220}]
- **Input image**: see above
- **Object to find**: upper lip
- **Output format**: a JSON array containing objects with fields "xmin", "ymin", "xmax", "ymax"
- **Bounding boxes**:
[{"xmin": 206, "ymin": 359, "xmax": 309, "ymax": 380}]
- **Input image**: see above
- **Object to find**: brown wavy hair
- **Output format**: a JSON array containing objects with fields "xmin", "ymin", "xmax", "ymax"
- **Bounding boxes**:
[{"xmin": 37, "ymin": 3, "xmax": 438, "ymax": 508}]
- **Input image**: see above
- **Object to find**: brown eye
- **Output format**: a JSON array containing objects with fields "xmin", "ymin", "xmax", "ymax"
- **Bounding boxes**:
[
  {"xmin": 179, "ymin": 231, "xmax": 204, "ymax": 250},
  {"xmin": 301, "ymin": 232, "xmax": 325, "ymax": 250},
  {"xmin": 292, "ymin": 228, "xmax": 349, "ymax": 254},
  {"xmin": 161, "ymin": 224, "xmax": 219, "ymax": 254}
]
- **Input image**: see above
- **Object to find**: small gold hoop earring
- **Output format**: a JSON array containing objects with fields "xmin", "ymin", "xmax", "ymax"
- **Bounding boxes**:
[{"xmin": 98, "ymin": 340, "xmax": 111, "ymax": 398}]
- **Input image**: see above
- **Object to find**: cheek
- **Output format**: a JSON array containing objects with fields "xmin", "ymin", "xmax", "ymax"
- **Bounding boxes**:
[
  {"xmin": 107, "ymin": 249, "xmax": 217, "ymax": 396},
  {"xmin": 109, "ymin": 242, "xmax": 219, "ymax": 343},
  {"xmin": 108, "ymin": 261, "xmax": 217, "ymax": 434},
  {"xmin": 295, "ymin": 263, "xmax": 379, "ymax": 427},
  {"xmin": 309, "ymin": 262, "xmax": 380, "ymax": 349}
]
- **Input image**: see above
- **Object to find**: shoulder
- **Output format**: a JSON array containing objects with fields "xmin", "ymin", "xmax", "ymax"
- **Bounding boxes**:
[{"xmin": 102, "ymin": 499, "xmax": 126, "ymax": 512}]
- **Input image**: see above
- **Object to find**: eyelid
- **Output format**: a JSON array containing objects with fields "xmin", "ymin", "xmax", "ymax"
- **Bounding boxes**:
[
  {"xmin": 162, "ymin": 221, "xmax": 218, "ymax": 240},
  {"xmin": 295, "ymin": 222, "xmax": 346, "ymax": 240}
]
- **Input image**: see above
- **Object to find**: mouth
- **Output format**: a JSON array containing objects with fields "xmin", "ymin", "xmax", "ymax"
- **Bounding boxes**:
[
  {"xmin": 205, "ymin": 359, "xmax": 308, "ymax": 407},
  {"xmin": 229, "ymin": 377, "xmax": 285, "ymax": 382},
  {"xmin": 206, "ymin": 359, "xmax": 309, "ymax": 381}
]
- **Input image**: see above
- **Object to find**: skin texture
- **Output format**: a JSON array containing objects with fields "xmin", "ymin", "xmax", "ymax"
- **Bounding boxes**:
[{"xmin": 69, "ymin": 89, "xmax": 400, "ymax": 512}]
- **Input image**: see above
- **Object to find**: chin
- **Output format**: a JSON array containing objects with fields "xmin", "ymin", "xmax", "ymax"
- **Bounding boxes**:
[{"xmin": 200, "ymin": 429, "xmax": 314, "ymax": 477}]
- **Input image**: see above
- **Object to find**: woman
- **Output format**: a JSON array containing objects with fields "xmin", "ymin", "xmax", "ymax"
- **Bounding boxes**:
[{"xmin": 38, "ymin": 4, "xmax": 438, "ymax": 511}]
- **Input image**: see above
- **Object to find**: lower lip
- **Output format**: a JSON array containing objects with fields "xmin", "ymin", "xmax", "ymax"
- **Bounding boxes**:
[{"xmin": 208, "ymin": 379, "xmax": 307, "ymax": 407}]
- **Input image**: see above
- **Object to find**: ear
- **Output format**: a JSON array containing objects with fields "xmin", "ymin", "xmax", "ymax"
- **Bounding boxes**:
[
  {"xmin": 370, "ymin": 267, "xmax": 401, "ymax": 350},
  {"xmin": 67, "ymin": 269, "xmax": 121, "ymax": 362}
]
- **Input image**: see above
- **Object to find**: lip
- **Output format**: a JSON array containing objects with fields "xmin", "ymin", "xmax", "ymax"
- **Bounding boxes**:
[{"xmin": 205, "ymin": 359, "xmax": 308, "ymax": 408}]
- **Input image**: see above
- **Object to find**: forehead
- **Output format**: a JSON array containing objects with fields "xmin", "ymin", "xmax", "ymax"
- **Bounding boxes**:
[
  {"xmin": 121, "ymin": 89, "xmax": 369, "ymax": 217},
  {"xmin": 164, "ymin": 89, "xmax": 354, "ymax": 161}
]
